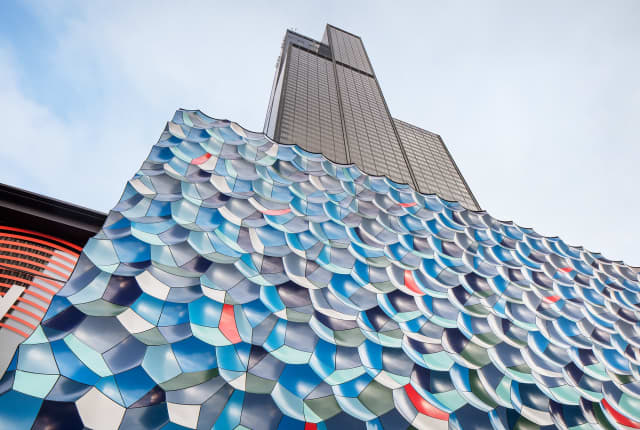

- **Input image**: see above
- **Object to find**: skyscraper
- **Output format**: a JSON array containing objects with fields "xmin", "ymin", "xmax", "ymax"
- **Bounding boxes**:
[
  {"xmin": 264, "ymin": 25, "xmax": 479, "ymax": 210},
  {"xmin": 1, "ymin": 25, "xmax": 640, "ymax": 430}
]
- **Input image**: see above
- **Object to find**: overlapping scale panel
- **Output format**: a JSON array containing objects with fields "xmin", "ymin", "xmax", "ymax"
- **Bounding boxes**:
[{"xmin": 1, "ymin": 109, "xmax": 639, "ymax": 430}]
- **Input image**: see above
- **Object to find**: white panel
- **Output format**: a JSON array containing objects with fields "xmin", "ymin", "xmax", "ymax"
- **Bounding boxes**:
[
  {"xmin": 76, "ymin": 387, "xmax": 126, "ymax": 430},
  {"xmin": 135, "ymin": 270, "xmax": 170, "ymax": 300},
  {"xmin": 0, "ymin": 285, "xmax": 24, "ymax": 317},
  {"xmin": 167, "ymin": 402, "xmax": 200, "ymax": 429}
]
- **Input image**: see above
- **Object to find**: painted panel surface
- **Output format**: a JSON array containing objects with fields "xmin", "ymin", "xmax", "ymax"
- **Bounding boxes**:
[{"xmin": 1, "ymin": 110, "xmax": 639, "ymax": 429}]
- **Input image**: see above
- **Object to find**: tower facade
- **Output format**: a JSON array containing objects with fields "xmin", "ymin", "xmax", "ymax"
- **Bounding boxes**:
[{"xmin": 264, "ymin": 25, "xmax": 480, "ymax": 210}]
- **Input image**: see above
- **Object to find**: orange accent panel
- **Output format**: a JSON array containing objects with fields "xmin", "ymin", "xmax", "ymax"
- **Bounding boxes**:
[
  {"xmin": 262, "ymin": 208, "xmax": 292, "ymax": 216},
  {"xmin": 192, "ymin": 153, "xmax": 212, "ymax": 165},
  {"xmin": 404, "ymin": 384, "xmax": 449, "ymax": 420},
  {"xmin": 219, "ymin": 304, "xmax": 242, "ymax": 344},
  {"xmin": 404, "ymin": 270, "xmax": 424, "ymax": 295}
]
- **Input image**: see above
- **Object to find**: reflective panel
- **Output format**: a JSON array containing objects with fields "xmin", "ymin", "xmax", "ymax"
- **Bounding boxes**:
[{"xmin": 0, "ymin": 110, "xmax": 638, "ymax": 429}]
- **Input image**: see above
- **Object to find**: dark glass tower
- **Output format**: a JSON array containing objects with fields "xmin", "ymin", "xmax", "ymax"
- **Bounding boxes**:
[{"xmin": 264, "ymin": 24, "xmax": 480, "ymax": 210}]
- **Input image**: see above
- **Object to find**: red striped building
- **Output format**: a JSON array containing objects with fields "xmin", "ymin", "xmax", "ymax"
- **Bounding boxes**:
[{"xmin": 0, "ymin": 184, "xmax": 105, "ymax": 373}]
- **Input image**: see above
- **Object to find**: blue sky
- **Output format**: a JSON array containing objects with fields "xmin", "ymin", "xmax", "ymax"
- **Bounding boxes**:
[{"xmin": 1, "ymin": 1, "xmax": 639, "ymax": 265}]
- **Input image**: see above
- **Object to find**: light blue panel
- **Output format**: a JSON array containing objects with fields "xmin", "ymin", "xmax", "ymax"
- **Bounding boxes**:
[
  {"xmin": 215, "ymin": 344, "xmax": 247, "ymax": 373},
  {"xmin": 63, "ymin": 334, "xmax": 112, "ymax": 377},
  {"xmin": 13, "ymin": 371, "xmax": 58, "ymax": 398},
  {"xmin": 22, "ymin": 326, "xmax": 48, "ymax": 345},
  {"xmin": 188, "ymin": 296, "xmax": 223, "ymax": 327},
  {"xmin": 142, "ymin": 344, "xmax": 182, "ymax": 383},
  {"xmin": 271, "ymin": 383, "xmax": 305, "ymax": 421},
  {"xmin": 17, "ymin": 343, "xmax": 58, "ymax": 374},
  {"xmin": 263, "ymin": 319, "xmax": 287, "ymax": 351},
  {"xmin": 69, "ymin": 271, "xmax": 111, "ymax": 304},
  {"xmin": 191, "ymin": 325, "xmax": 230, "ymax": 346},
  {"xmin": 83, "ymin": 237, "xmax": 120, "ymax": 266}
]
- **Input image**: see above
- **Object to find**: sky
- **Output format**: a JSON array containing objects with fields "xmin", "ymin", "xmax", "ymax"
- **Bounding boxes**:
[{"xmin": 1, "ymin": 1, "xmax": 639, "ymax": 265}]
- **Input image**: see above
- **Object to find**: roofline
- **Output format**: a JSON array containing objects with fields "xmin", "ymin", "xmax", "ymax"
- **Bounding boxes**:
[
  {"xmin": 325, "ymin": 24, "xmax": 364, "ymax": 40},
  {"xmin": 0, "ymin": 183, "xmax": 107, "ymax": 245},
  {"xmin": 285, "ymin": 29, "xmax": 326, "ymax": 47}
]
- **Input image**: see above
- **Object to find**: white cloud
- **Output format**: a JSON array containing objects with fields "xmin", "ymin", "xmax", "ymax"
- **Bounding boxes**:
[{"xmin": 0, "ymin": 47, "xmax": 80, "ymax": 194}]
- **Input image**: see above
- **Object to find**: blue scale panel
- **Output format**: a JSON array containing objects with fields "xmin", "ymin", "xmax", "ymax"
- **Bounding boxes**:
[{"xmin": 1, "ymin": 109, "xmax": 639, "ymax": 430}]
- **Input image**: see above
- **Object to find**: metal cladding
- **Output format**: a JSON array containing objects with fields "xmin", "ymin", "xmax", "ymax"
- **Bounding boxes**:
[{"xmin": 1, "ymin": 109, "xmax": 639, "ymax": 429}]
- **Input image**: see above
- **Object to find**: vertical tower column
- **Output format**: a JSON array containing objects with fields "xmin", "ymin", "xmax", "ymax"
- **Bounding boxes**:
[{"xmin": 323, "ymin": 25, "xmax": 418, "ymax": 188}]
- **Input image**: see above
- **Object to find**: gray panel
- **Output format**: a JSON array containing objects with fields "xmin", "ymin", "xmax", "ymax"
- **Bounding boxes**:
[
  {"xmin": 393, "ymin": 119, "xmax": 480, "ymax": 210},
  {"xmin": 277, "ymin": 46, "xmax": 348, "ymax": 164},
  {"xmin": 327, "ymin": 26, "xmax": 373, "ymax": 75},
  {"xmin": 335, "ymin": 64, "xmax": 411, "ymax": 185}
]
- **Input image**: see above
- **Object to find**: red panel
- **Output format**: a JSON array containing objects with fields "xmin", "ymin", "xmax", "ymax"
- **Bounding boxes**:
[
  {"xmin": 544, "ymin": 295, "xmax": 561, "ymax": 303},
  {"xmin": 219, "ymin": 304, "xmax": 242, "ymax": 344},
  {"xmin": 558, "ymin": 267, "xmax": 573, "ymax": 273},
  {"xmin": 404, "ymin": 270, "xmax": 424, "ymax": 295},
  {"xmin": 304, "ymin": 423, "xmax": 317, "ymax": 430},
  {"xmin": 404, "ymin": 384, "xmax": 449, "ymax": 420},
  {"xmin": 192, "ymin": 153, "xmax": 212, "ymax": 165},
  {"xmin": 399, "ymin": 202, "xmax": 417, "ymax": 207},
  {"xmin": 262, "ymin": 208, "xmax": 292, "ymax": 216},
  {"xmin": 602, "ymin": 399, "xmax": 640, "ymax": 428}
]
